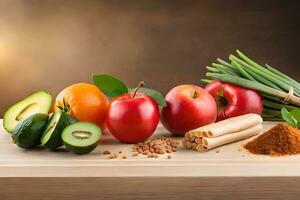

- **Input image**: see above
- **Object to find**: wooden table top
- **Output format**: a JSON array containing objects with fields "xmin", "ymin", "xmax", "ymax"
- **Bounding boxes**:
[{"xmin": 1, "ymin": 119, "xmax": 299, "ymax": 177}]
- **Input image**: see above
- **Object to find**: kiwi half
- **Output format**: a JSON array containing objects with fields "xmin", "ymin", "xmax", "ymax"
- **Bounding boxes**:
[
  {"xmin": 61, "ymin": 122, "xmax": 101, "ymax": 154},
  {"xmin": 40, "ymin": 110, "xmax": 78, "ymax": 149}
]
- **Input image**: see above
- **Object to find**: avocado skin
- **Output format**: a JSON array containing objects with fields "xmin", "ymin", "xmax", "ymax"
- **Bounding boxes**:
[
  {"xmin": 43, "ymin": 112, "xmax": 78, "ymax": 150},
  {"xmin": 12, "ymin": 113, "xmax": 48, "ymax": 149},
  {"xmin": 64, "ymin": 141, "xmax": 98, "ymax": 154}
]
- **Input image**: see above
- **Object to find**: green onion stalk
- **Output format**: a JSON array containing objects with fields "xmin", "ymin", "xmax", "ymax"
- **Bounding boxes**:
[{"xmin": 202, "ymin": 50, "xmax": 300, "ymax": 121}]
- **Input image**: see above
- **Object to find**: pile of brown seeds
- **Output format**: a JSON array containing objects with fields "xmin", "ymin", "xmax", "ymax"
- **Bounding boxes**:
[{"xmin": 132, "ymin": 137, "xmax": 180, "ymax": 158}]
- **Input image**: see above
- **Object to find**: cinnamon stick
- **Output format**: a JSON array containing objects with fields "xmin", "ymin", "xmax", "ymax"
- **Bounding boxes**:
[{"xmin": 185, "ymin": 114, "xmax": 262, "ymax": 138}]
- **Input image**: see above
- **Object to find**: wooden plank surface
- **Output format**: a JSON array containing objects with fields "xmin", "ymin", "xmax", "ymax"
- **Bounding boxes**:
[
  {"xmin": 1, "ymin": 177, "xmax": 300, "ymax": 200},
  {"xmin": 2, "ymin": 119, "xmax": 300, "ymax": 199},
  {"xmin": 1, "ymin": 119, "xmax": 300, "ymax": 177}
]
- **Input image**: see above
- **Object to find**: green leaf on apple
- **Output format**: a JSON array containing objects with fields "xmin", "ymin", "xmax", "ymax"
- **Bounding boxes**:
[
  {"xmin": 129, "ymin": 87, "xmax": 167, "ymax": 107},
  {"xmin": 92, "ymin": 74, "xmax": 166, "ymax": 107},
  {"xmin": 281, "ymin": 107, "xmax": 298, "ymax": 128},
  {"xmin": 93, "ymin": 74, "xmax": 128, "ymax": 98}
]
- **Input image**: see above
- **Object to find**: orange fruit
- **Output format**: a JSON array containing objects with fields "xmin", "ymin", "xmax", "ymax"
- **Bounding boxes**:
[{"xmin": 55, "ymin": 83, "xmax": 109, "ymax": 127}]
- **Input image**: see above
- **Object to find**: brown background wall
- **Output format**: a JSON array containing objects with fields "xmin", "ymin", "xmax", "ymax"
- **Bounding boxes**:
[{"xmin": 0, "ymin": 0, "xmax": 299, "ymax": 116}]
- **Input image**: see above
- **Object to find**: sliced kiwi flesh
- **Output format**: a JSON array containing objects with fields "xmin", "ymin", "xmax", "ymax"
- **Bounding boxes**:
[
  {"xmin": 40, "ymin": 110, "xmax": 78, "ymax": 149},
  {"xmin": 61, "ymin": 122, "xmax": 101, "ymax": 154}
]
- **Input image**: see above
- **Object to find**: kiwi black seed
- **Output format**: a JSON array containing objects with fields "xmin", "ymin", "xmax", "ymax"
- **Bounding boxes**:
[{"xmin": 61, "ymin": 122, "xmax": 101, "ymax": 154}]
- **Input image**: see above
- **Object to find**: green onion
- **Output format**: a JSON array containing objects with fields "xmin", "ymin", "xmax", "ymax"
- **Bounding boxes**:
[
  {"xmin": 262, "ymin": 117, "xmax": 283, "ymax": 121},
  {"xmin": 206, "ymin": 73, "xmax": 300, "ymax": 107},
  {"xmin": 211, "ymin": 63, "xmax": 239, "ymax": 76},
  {"xmin": 263, "ymin": 99, "xmax": 298, "ymax": 111},
  {"xmin": 206, "ymin": 66, "xmax": 220, "ymax": 73},
  {"xmin": 231, "ymin": 60, "xmax": 255, "ymax": 80},
  {"xmin": 263, "ymin": 108, "xmax": 282, "ymax": 118},
  {"xmin": 201, "ymin": 79, "xmax": 213, "ymax": 84},
  {"xmin": 266, "ymin": 64, "xmax": 300, "ymax": 87},
  {"xmin": 236, "ymin": 50, "xmax": 300, "ymax": 95},
  {"xmin": 261, "ymin": 94, "xmax": 283, "ymax": 103},
  {"xmin": 216, "ymin": 58, "xmax": 235, "ymax": 69},
  {"xmin": 243, "ymin": 67, "xmax": 282, "ymax": 90},
  {"xmin": 204, "ymin": 50, "xmax": 300, "ymax": 121},
  {"xmin": 230, "ymin": 55, "xmax": 300, "ymax": 96}
]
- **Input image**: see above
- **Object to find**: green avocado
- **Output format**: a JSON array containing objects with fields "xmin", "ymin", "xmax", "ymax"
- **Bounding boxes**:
[
  {"xmin": 12, "ymin": 113, "xmax": 49, "ymax": 149},
  {"xmin": 62, "ymin": 122, "xmax": 101, "ymax": 154},
  {"xmin": 3, "ymin": 91, "xmax": 52, "ymax": 133},
  {"xmin": 40, "ymin": 110, "xmax": 78, "ymax": 150}
]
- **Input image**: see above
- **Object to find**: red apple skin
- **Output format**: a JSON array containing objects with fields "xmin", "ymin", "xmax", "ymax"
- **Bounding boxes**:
[
  {"xmin": 161, "ymin": 85, "xmax": 217, "ymax": 136},
  {"xmin": 205, "ymin": 80, "xmax": 263, "ymax": 121},
  {"xmin": 105, "ymin": 93, "xmax": 159, "ymax": 143}
]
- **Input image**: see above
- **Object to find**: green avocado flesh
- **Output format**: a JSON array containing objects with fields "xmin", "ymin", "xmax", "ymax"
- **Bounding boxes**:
[
  {"xmin": 61, "ymin": 122, "xmax": 101, "ymax": 154},
  {"xmin": 12, "ymin": 113, "xmax": 48, "ymax": 149},
  {"xmin": 40, "ymin": 110, "xmax": 78, "ymax": 149},
  {"xmin": 3, "ymin": 91, "xmax": 52, "ymax": 133}
]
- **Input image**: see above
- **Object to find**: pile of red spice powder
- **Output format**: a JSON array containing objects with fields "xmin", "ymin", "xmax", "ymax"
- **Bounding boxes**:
[{"xmin": 244, "ymin": 123, "xmax": 300, "ymax": 156}]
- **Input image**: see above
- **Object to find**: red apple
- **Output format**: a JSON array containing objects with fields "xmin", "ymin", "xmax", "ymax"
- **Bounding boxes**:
[
  {"xmin": 205, "ymin": 80, "xmax": 263, "ymax": 121},
  {"xmin": 105, "ymin": 93, "xmax": 159, "ymax": 143},
  {"xmin": 161, "ymin": 85, "xmax": 217, "ymax": 136}
]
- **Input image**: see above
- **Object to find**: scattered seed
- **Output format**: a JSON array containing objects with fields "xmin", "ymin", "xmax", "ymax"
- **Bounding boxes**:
[
  {"xmin": 216, "ymin": 150, "xmax": 220, "ymax": 153},
  {"xmin": 122, "ymin": 155, "xmax": 127, "ymax": 159},
  {"xmin": 167, "ymin": 155, "xmax": 172, "ymax": 159},
  {"xmin": 119, "ymin": 151, "xmax": 122, "ymax": 154},
  {"xmin": 108, "ymin": 153, "xmax": 118, "ymax": 159},
  {"xmin": 112, "ymin": 153, "xmax": 119, "ymax": 158},
  {"xmin": 103, "ymin": 150, "xmax": 111, "ymax": 155},
  {"xmin": 132, "ymin": 153, "xmax": 139, "ymax": 157}
]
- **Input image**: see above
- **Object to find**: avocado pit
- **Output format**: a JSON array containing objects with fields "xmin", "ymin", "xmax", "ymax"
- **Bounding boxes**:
[{"xmin": 16, "ymin": 103, "xmax": 40, "ymax": 121}]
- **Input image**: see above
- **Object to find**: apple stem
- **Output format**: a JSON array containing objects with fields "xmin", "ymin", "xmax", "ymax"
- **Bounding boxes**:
[
  {"xmin": 193, "ymin": 89, "xmax": 198, "ymax": 98},
  {"xmin": 133, "ymin": 81, "xmax": 145, "ymax": 98}
]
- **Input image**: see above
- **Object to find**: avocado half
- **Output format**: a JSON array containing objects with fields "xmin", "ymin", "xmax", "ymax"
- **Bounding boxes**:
[{"xmin": 3, "ymin": 91, "xmax": 53, "ymax": 133}]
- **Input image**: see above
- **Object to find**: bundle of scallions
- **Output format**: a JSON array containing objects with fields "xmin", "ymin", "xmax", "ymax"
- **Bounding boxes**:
[{"xmin": 202, "ymin": 50, "xmax": 300, "ymax": 121}]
